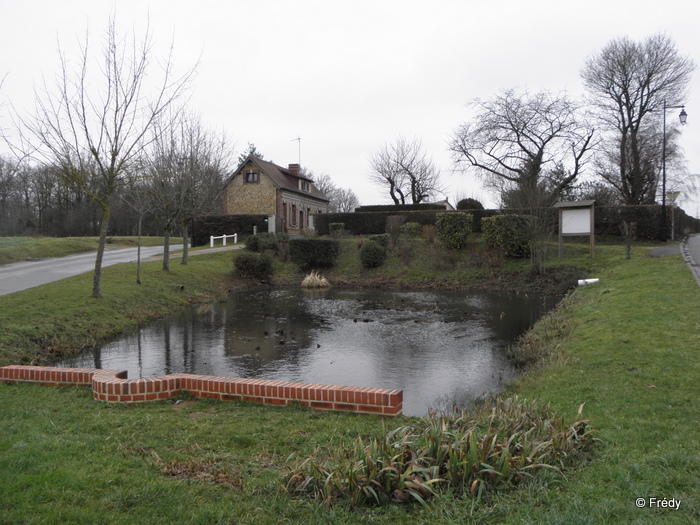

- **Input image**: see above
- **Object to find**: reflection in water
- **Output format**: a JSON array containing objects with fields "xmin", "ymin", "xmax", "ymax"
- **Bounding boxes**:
[{"xmin": 61, "ymin": 288, "xmax": 557, "ymax": 416}]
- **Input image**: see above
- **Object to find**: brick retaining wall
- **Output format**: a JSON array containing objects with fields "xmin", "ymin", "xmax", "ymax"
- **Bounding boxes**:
[{"xmin": 0, "ymin": 365, "xmax": 403, "ymax": 416}]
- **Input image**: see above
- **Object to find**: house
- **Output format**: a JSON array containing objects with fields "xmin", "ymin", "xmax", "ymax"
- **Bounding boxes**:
[
  {"xmin": 431, "ymin": 199, "xmax": 455, "ymax": 211},
  {"xmin": 222, "ymin": 156, "xmax": 329, "ymax": 234}
]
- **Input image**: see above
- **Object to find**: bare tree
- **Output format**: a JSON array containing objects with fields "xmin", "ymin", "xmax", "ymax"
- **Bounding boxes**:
[
  {"xmin": 146, "ymin": 110, "xmax": 233, "ymax": 270},
  {"xmin": 451, "ymin": 89, "xmax": 594, "ymax": 272},
  {"xmin": 369, "ymin": 136, "xmax": 442, "ymax": 204},
  {"xmin": 581, "ymin": 33, "xmax": 695, "ymax": 205},
  {"xmin": 311, "ymin": 173, "xmax": 360, "ymax": 212},
  {"xmin": 450, "ymin": 89, "xmax": 595, "ymax": 208},
  {"xmin": 12, "ymin": 17, "xmax": 195, "ymax": 297}
]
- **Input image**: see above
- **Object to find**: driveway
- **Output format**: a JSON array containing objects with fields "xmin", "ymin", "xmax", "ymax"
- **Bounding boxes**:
[{"xmin": 0, "ymin": 244, "xmax": 181, "ymax": 296}]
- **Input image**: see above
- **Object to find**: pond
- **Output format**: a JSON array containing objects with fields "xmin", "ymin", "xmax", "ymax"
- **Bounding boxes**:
[{"xmin": 61, "ymin": 288, "xmax": 558, "ymax": 416}]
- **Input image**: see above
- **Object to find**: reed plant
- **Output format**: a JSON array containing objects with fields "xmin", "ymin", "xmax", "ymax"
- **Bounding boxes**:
[
  {"xmin": 301, "ymin": 270, "xmax": 330, "ymax": 288},
  {"xmin": 286, "ymin": 396, "xmax": 598, "ymax": 508}
]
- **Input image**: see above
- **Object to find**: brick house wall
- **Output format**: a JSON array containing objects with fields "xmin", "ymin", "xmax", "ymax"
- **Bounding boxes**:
[{"xmin": 223, "ymin": 160, "xmax": 277, "ymax": 215}]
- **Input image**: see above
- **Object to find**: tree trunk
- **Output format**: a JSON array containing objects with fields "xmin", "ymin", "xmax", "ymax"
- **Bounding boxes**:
[
  {"xmin": 181, "ymin": 224, "xmax": 189, "ymax": 265},
  {"xmin": 162, "ymin": 228, "xmax": 171, "ymax": 271},
  {"xmin": 136, "ymin": 213, "xmax": 142, "ymax": 284},
  {"xmin": 92, "ymin": 208, "xmax": 110, "ymax": 298}
]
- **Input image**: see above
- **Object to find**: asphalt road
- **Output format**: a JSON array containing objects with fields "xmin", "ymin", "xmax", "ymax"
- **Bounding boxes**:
[
  {"xmin": 0, "ymin": 245, "xmax": 183, "ymax": 296},
  {"xmin": 682, "ymin": 233, "xmax": 700, "ymax": 287}
]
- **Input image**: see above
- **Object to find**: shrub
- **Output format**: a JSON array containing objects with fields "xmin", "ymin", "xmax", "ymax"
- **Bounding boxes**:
[
  {"xmin": 435, "ymin": 212, "xmax": 472, "ymax": 250},
  {"xmin": 385, "ymin": 215, "xmax": 406, "ymax": 246},
  {"xmin": 368, "ymin": 233, "xmax": 390, "ymax": 248},
  {"xmin": 287, "ymin": 396, "xmax": 597, "ymax": 508},
  {"xmin": 400, "ymin": 221, "xmax": 422, "ymax": 237},
  {"xmin": 456, "ymin": 198, "xmax": 484, "ymax": 210},
  {"xmin": 233, "ymin": 252, "xmax": 273, "ymax": 280},
  {"xmin": 422, "ymin": 224, "xmax": 436, "ymax": 244},
  {"xmin": 289, "ymin": 238, "xmax": 340, "ymax": 270},
  {"xmin": 328, "ymin": 223, "xmax": 346, "ymax": 237},
  {"xmin": 482, "ymin": 215, "xmax": 531, "ymax": 258},
  {"xmin": 245, "ymin": 232, "xmax": 278, "ymax": 252},
  {"xmin": 359, "ymin": 240, "xmax": 387, "ymax": 268},
  {"xmin": 275, "ymin": 232, "xmax": 289, "ymax": 243}
]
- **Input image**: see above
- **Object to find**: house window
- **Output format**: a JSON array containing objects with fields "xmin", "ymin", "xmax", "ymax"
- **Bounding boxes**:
[
  {"xmin": 291, "ymin": 204, "xmax": 297, "ymax": 225},
  {"xmin": 246, "ymin": 171, "xmax": 259, "ymax": 183},
  {"xmin": 299, "ymin": 180, "xmax": 310, "ymax": 192}
]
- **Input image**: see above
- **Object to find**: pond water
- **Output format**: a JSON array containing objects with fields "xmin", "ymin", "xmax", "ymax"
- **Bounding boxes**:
[{"xmin": 61, "ymin": 288, "xmax": 558, "ymax": 416}]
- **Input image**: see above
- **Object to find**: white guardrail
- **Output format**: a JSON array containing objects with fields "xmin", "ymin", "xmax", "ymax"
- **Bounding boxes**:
[{"xmin": 210, "ymin": 233, "xmax": 238, "ymax": 248}]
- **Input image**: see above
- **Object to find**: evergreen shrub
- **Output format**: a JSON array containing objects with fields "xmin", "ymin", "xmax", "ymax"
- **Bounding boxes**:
[
  {"xmin": 328, "ymin": 223, "xmax": 346, "ymax": 237},
  {"xmin": 234, "ymin": 252, "xmax": 273, "ymax": 280},
  {"xmin": 289, "ymin": 238, "xmax": 340, "ymax": 270},
  {"xmin": 482, "ymin": 215, "xmax": 531, "ymax": 258},
  {"xmin": 359, "ymin": 240, "xmax": 387, "ymax": 268},
  {"xmin": 245, "ymin": 232, "xmax": 277, "ymax": 252},
  {"xmin": 368, "ymin": 233, "xmax": 390, "ymax": 248},
  {"xmin": 400, "ymin": 221, "xmax": 422, "ymax": 237},
  {"xmin": 435, "ymin": 212, "xmax": 473, "ymax": 250}
]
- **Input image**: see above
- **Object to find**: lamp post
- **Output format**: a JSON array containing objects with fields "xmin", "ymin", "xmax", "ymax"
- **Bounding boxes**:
[{"xmin": 660, "ymin": 102, "xmax": 687, "ymax": 241}]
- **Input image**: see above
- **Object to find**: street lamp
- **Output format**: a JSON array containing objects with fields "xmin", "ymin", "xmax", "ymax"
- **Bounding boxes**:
[{"xmin": 660, "ymin": 102, "xmax": 688, "ymax": 241}]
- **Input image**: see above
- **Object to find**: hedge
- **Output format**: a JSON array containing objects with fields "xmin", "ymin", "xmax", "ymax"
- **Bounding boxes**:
[
  {"xmin": 482, "ymin": 215, "xmax": 531, "ymax": 258},
  {"xmin": 289, "ymin": 238, "xmax": 340, "ymax": 270},
  {"xmin": 435, "ymin": 213, "xmax": 473, "ymax": 250},
  {"xmin": 192, "ymin": 214, "xmax": 269, "ymax": 247},
  {"xmin": 355, "ymin": 204, "xmax": 446, "ymax": 212}
]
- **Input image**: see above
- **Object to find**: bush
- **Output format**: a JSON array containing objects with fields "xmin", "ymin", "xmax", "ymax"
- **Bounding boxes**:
[
  {"xmin": 482, "ymin": 215, "xmax": 531, "ymax": 258},
  {"xmin": 385, "ymin": 215, "xmax": 406, "ymax": 246},
  {"xmin": 234, "ymin": 252, "xmax": 273, "ymax": 280},
  {"xmin": 289, "ymin": 239, "xmax": 340, "ymax": 270},
  {"xmin": 328, "ymin": 223, "xmax": 346, "ymax": 237},
  {"xmin": 368, "ymin": 233, "xmax": 390, "ymax": 248},
  {"xmin": 400, "ymin": 221, "xmax": 422, "ymax": 237},
  {"xmin": 275, "ymin": 232, "xmax": 289, "ymax": 243},
  {"xmin": 456, "ymin": 198, "xmax": 484, "ymax": 210},
  {"xmin": 359, "ymin": 240, "xmax": 387, "ymax": 268},
  {"xmin": 435, "ymin": 212, "xmax": 473, "ymax": 250},
  {"xmin": 245, "ymin": 232, "xmax": 278, "ymax": 252}
]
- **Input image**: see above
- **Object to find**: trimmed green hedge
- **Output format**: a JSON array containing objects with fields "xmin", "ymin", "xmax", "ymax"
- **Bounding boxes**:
[
  {"xmin": 192, "ymin": 214, "xmax": 269, "ymax": 247},
  {"xmin": 234, "ymin": 252, "xmax": 274, "ymax": 280},
  {"xmin": 436, "ymin": 213, "xmax": 473, "ymax": 250},
  {"xmin": 289, "ymin": 238, "xmax": 340, "ymax": 270},
  {"xmin": 482, "ymin": 215, "xmax": 531, "ymax": 258},
  {"xmin": 355, "ymin": 204, "xmax": 446, "ymax": 212}
]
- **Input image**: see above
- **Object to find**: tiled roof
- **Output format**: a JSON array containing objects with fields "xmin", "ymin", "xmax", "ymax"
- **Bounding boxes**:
[{"xmin": 228, "ymin": 156, "xmax": 329, "ymax": 202}]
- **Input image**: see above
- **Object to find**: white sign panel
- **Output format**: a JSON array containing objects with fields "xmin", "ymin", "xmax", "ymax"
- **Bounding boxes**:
[{"xmin": 561, "ymin": 208, "xmax": 591, "ymax": 235}]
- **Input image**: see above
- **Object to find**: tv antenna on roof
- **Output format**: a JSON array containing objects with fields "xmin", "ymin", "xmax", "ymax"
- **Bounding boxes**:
[{"xmin": 291, "ymin": 136, "xmax": 301, "ymax": 166}]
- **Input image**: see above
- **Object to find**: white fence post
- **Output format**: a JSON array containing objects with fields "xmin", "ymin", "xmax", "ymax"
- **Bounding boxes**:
[{"xmin": 209, "ymin": 234, "xmax": 238, "ymax": 248}]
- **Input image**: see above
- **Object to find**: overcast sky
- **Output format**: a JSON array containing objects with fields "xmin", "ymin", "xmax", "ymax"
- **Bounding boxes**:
[{"xmin": 2, "ymin": 0, "xmax": 699, "ymax": 215}]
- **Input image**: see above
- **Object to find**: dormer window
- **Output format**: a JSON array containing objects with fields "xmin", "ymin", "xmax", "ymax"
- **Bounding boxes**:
[
  {"xmin": 299, "ymin": 180, "xmax": 310, "ymax": 192},
  {"xmin": 246, "ymin": 171, "xmax": 259, "ymax": 183}
]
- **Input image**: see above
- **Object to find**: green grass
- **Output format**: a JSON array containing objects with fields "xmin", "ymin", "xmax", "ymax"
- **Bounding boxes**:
[
  {"xmin": 0, "ymin": 236, "xmax": 182, "ymax": 266},
  {"xmin": 0, "ymin": 235, "xmax": 698, "ymax": 523}
]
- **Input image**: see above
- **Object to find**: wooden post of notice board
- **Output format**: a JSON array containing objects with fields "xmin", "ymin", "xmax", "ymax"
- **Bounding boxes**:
[{"xmin": 554, "ymin": 200, "xmax": 595, "ymax": 259}]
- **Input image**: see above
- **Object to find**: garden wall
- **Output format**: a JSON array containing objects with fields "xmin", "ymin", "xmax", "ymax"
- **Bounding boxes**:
[{"xmin": 0, "ymin": 365, "xmax": 403, "ymax": 416}]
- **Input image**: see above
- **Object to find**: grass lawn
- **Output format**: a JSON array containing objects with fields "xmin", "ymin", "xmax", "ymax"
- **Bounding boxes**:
[
  {"xmin": 0, "ymin": 235, "xmax": 698, "ymax": 523},
  {"xmin": 0, "ymin": 236, "xmax": 183, "ymax": 266}
]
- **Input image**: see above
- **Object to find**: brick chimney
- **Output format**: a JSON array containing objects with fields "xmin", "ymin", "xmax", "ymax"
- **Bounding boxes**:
[{"xmin": 288, "ymin": 163, "xmax": 300, "ymax": 175}]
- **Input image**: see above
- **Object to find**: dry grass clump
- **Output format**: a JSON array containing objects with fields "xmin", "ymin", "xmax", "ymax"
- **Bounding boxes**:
[{"xmin": 301, "ymin": 270, "xmax": 330, "ymax": 288}]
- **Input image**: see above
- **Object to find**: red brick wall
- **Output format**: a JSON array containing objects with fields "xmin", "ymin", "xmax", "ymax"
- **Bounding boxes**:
[{"xmin": 0, "ymin": 365, "xmax": 403, "ymax": 416}]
